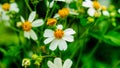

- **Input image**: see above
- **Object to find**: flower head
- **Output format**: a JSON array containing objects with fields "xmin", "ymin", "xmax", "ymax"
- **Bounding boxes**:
[
  {"xmin": 47, "ymin": 18, "xmax": 57, "ymax": 26},
  {"xmin": 22, "ymin": 58, "xmax": 31, "ymax": 67},
  {"xmin": 20, "ymin": 11, "xmax": 44, "ymax": 40},
  {"xmin": 82, "ymin": 0, "xmax": 109, "ymax": 17},
  {"xmin": 58, "ymin": 8, "xmax": 69, "ymax": 18},
  {"xmin": 44, "ymin": 24, "xmax": 75, "ymax": 51},
  {"xmin": 47, "ymin": 58, "xmax": 73, "ymax": 68}
]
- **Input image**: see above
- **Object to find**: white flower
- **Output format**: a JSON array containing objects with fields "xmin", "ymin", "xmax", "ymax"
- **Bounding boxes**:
[
  {"xmin": 44, "ymin": 24, "xmax": 75, "ymax": 51},
  {"xmin": 47, "ymin": 58, "xmax": 72, "ymax": 68},
  {"xmin": 82, "ymin": 0, "xmax": 101, "ymax": 17},
  {"xmin": 21, "ymin": 11, "xmax": 44, "ymax": 40},
  {"xmin": 82, "ymin": 0, "xmax": 110, "ymax": 17},
  {"xmin": 0, "ymin": 2, "xmax": 19, "ymax": 13},
  {"xmin": 0, "ymin": 2, "xmax": 19, "ymax": 25},
  {"xmin": 118, "ymin": 9, "xmax": 120, "ymax": 14}
]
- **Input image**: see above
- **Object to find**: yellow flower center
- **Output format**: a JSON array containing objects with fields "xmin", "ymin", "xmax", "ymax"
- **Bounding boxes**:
[
  {"xmin": 93, "ymin": 1, "xmax": 101, "ymax": 10},
  {"xmin": 22, "ymin": 21, "xmax": 32, "ymax": 31},
  {"xmin": 54, "ymin": 29, "xmax": 64, "ymax": 39},
  {"xmin": 47, "ymin": 18, "xmax": 57, "ymax": 26},
  {"xmin": 2, "ymin": 3, "xmax": 10, "ymax": 11},
  {"xmin": 58, "ymin": 8, "xmax": 69, "ymax": 18},
  {"xmin": 101, "ymin": 6, "xmax": 107, "ymax": 11}
]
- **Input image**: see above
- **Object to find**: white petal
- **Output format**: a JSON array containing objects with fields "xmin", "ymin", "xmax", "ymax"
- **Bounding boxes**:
[
  {"xmin": 49, "ymin": 39, "xmax": 59, "ymax": 51},
  {"xmin": 118, "ymin": 9, "xmax": 120, "ymax": 13},
  {"xmin": 50, "ymin": 0, "xmax": 54, "ymax": 8},
  {"xmin": 29, "ymin": 29, "xmax": 38, "ymax": 40},
  {"xmin": 28, "ymin": 11, "xmax": 36, "ymax": 22},
  {"xmin": 2, "ymin": 12, "xmax": 9, "ymax": 21},
  {"xmin": 57, "ymin": 24, "xmax": 63, "ymax": 29},
  {"xmin": 44, "ymin": 37, "xmax": 55, "ymax": 44},
  {"xmin": 63, "ymin": 35, "xmax": 74, "ymax": 42},
  {"xmin": 10, "ymin": 3, "xmax": 19, "ymax": 12},
  {"xmin": 44, "ymin": 29, "xmax": 54, "ymax": 37},
  {"xmin": 20, "ymin": 16, "xmax": 25, "ymax": 23},
  {"xmin": 82, "ymin": 0, "xmax": 93, "ymax": 8},
  {"xmin": 87, "ymin": 8, "xmax": 96, "ymax": 17},
  {"xmin": 63, "ymin": 59, "xmax": 73, "ymax": 68},
  {"xmin": 24, "ymin": 31, "xmax": 30, "ymax": 39},
  {"xmin": 54, "ymin": 58, "xmax": 62, "ymax": 68},
  {"xmin": 58, "ymin": 39, "xmax": 67, "ymax": 50},
  {"xmin": 53, "ymin": 13, "xmax": 60, "ymax": 19},
  {"xmin": 47, "ymin": 61, "xmax": 57, "ymax": 68},
  {"xmin": 32, "ymin": 19, "xmax": 44, "ymax": 27},
  {"xmin": 102, "ymin": 11, "xmax": 109, "ymax": 16},
  {"xmin": 64, "ymin": 28, "xmax": 76, "ymax": 35}
]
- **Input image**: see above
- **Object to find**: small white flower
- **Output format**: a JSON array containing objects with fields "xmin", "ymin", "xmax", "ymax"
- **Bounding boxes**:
[
  {"xmin": 0, "ymin": 2, "xmax": 19, "ymax": 25},
  {"xmin": 82, "ymin": 0, "xmax": 101, "ymax": 17},
  {"xmin": 44, "ymin": 24, "xmax": 75, "ymax": 51},
  {"xmin": 47, "ymin": 58, "xmax": 73, "ymax": 68},
  {"xmin": 21, "ymin": 11, "xmax": 44, "ymax": 40},
  {"xmin": 118, "ymin": 9, "xmax": 120, "ymax": 14}
]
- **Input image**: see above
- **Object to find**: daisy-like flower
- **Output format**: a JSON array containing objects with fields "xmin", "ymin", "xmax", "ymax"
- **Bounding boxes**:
[
  {"xmin": 82, "ymin": 0, "xmax": 101, "ymax": 17},
  {"xmin": 0, "ymin": 2, "xmax": 19, "ymax": 20},
  {"xmin": 20, "ymin": 11, "xmax": 44, "ymax": 40},
  {"xmin": 44, "ymin": 24, "xmax": 75, "ymax": 51},
  {"xmin": 82, "ymin": 0, "xmax": 109, "ymax": 17},
  {"xmin": 54, "ymin": 8, "xmax": 78, "ymax": 19},
  {"xmin": 47, "ymin": 58, "xmax": 72, "ymax": 68}
]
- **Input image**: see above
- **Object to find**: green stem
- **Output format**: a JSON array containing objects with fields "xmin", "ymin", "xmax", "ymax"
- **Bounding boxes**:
[
  {"xmin": 25, "ymin": 0, "xmax": 32, "ymax": 12},
  {"xmin": 112, "ymin": 61, "xmax": 120, "ymax": 68},
  {"xmin": 81, "ymin": 40, "xmax": 101, "ymax": 68},
  {"xmin": 49, "ymin": 1, "xmax": 57, "ymax": 18},
  {"xmin": 44, "ymin": 7, "xmax": 50, "ymax": 23},
  {"xmin": 70, "ymin": 28, "xmax": 89, "ymax": 59},
  {"xmin": 75, "ymin": 45, "xmax": 83, "ymax": 68}
]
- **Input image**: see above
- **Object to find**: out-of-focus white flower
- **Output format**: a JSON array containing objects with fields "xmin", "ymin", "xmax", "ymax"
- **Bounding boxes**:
[
  {"xmin": 118, "ymin": 9, "xmax": 120, "ymax": 14},
  {"xmin": 44, "ymin": 24, "xmax": 75, "ymax": 51},
  {"xmin": 82, "ymin": 0, "xmax": 101, "ymax": 17},
  {"xmin": 20, "ymin": 11, "xmax": 44, "ymax": 40},
  {"xmin": 0, "ymin": 2, "xmax": 19, "ymax": 25},
  {"xmin": 54, "ymin": 8, "xmax": 78, "ymax": 19},
  {"xmin": 47, "ymin": 58, "xmax": 73, "ymax": 68},
  {"xmin": 82, "ymin": 0, "xmax": 109, "ymax": 17}
]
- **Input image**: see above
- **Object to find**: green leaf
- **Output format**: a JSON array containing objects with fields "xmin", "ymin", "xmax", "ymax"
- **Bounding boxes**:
[{"xmin": 104, "ymin": 31, "xmax": 120, "ymax": 45}]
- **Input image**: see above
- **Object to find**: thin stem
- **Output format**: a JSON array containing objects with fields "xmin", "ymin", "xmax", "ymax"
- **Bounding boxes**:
[
  {"xmin": 75, "ymin": 45, "xmax": 83, "ymax": 68},
  {"xmin": 44, "ymin": 6, "xmax": 50, "ymax": 23},
  {"xmin": 70, "ymin": 28, "xmax": 89, "ymax": 59},
  {"xmin": 25, "ymin": 0, "xmax": 32, "ymax": 12},
  {"xmin": 81, "ymin": 40, "xmax": 101, "ymax": 68}
]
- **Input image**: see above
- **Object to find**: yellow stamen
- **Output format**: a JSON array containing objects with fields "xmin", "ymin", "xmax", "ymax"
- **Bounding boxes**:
[
  {"xmin": 101, "ymin": 6, "xmax": 107, "ymax": 11},
  {"xmin": 93, "ymin": 1, "xmax": 101, "ymax": 10},
  {"xmin": 22, "ymin": 21, "xmax": 32, "ymax": 31},
  {"xmin": 2, "ymin": 3, "xmax": 10, "ymax": 11},
  {"xmin": 54, "ymin": 29, "xmax": 64, "ymax": 39},
  {"xmin": 58, "ymin": 8, "xmax": 69, "ymax": 18},
  {"xmin": 47, "ymin": 18, "xmax": 57, "ymax": 26}
]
